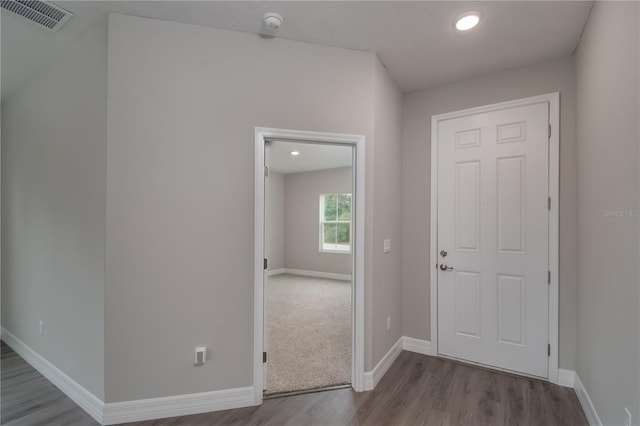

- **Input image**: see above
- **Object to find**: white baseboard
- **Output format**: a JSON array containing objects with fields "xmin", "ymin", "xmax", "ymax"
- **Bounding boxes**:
[
  {"xmin": 362, "ymin": 371, "xmax": 374, "ymax": 391},
  {"xmin": 1, "ymin": 328, "xmax": 105, "ymax": 424},
  {"xmin": 557, "ymin": 368, "xmax": 575, "ymax": 388},
  {"xmin": 267, "ymin": 268, "xmax": 285, "ymax": 276},
  {"xmin": 283, "ymin": 268, "xmax": 351, "ymax": 282},
  {"xmin": 402, "ymin": 336, "xmax": 432, "ymax": 355},
  {"xmin": 574, "ymin": 372, "xmax": 603, "ymax": 426},
  {"xmin": 2, "ymin": 328, "xmax": 257, "ymax": 425},
  {"xmin": 6, "ymin": 325, "xmax": 592, "ymax": 425},
  {"xmin": 363, "ymin": 337, "xmax": 403, "ymax": 391},
  {"xmin": 363, "ymin": 336, "xmax": 431, "ymax": 391},
  {"xmin": 102, "ymin": 386, "xmax": 256, "ymax": 425},
  {"xmin": 552, "ymin": 369, "xmax": 601, "ymax": 426}
]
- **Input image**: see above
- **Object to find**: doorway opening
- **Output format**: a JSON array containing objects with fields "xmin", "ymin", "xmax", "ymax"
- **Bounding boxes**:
[
  {"xmin": 265, "ymin": 140, "xmax": 352, "ymax": 396},
  {"xmin": 253, "ymin": 128, "xmax": 365, "ymax": 404}
]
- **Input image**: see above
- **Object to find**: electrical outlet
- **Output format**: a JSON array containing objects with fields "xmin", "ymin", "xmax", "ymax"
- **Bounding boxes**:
[
  {"xmin": 386, "ymin": 316, "xmax": 391, "ymax": 332},
  {"xmin": 39, "ymin": 321, "xmax": 44, "ymax": 336},
  {"xmin": 624, "ymin": 407, "xmax": 631, "ymax": 426},
  {"xmin": 194, "ymin": 347, "xmax": 207, "ymax": 365}
]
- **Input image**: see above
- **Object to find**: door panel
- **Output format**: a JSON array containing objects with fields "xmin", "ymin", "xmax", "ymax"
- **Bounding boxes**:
[
  {"xmin": 455, "ymin": 271, "xmax": 481, "ymax": 338},
  {"xmin": 497, "ymin": 156, "xmax": 526, "ymax": 253},
  {"xmin": 437, "ymin": 102, "xmax": 549, "ymax": 378},
  {"xmin": 497, "ymin": 274, "xmax": 526, "ymax": 346},
  {"xmin": 455, "ymin": 161, "xmax": 481, "ymax": 251}
]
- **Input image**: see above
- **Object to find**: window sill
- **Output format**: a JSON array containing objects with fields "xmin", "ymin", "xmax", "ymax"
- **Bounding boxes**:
[{"xmin": 320, "ymin": 247, "xmax": 352, "ymax": 255}]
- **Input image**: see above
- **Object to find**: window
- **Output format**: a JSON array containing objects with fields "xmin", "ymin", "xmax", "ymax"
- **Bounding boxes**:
[{"xmin": 320, "ymin": 193, "xmax": 352, "ymax": 253}]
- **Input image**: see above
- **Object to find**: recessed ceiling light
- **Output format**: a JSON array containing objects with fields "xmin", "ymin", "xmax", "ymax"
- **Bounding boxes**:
[
  {"xmin": 290, "ymin": 151, "xmax": 300, "ymax": 156},
  {"xmin": 456, "ymin": 13, "xmax": 480, "ymax": 31}
]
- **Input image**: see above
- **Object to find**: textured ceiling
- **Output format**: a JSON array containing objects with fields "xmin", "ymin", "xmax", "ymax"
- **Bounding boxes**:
[
  {"xmin": 1, "ymin": 1, "xmax": 593, "ymax": 101},
  {"xmin": 269, "ymin": 141, "xmax": 352, "ymax": 175}
]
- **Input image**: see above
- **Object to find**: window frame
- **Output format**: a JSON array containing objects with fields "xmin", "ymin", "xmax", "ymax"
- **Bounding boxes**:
[{"xmin": 319, "ymin": 193, "xmax": 353, "ymax": 254}]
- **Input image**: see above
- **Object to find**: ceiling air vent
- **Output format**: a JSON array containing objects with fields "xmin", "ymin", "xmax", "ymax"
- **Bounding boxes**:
[{"xmin": 1, "ymin": 0, "xmax": 73, "ymax": 31}]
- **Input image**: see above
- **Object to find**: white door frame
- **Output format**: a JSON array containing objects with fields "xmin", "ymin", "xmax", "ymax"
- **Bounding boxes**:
[
  {"xmin": 429, "ymin": 93, "xmax": 560, "ymax": 384},
  {"xmin": 253, "ymin": 127, "xmax": 366, "ymax": 404}
]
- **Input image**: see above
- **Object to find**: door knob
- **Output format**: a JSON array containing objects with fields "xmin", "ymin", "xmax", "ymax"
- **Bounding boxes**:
[{"xmin": 439, "ymin": 264, "xmax": 454, "ymax": 271}]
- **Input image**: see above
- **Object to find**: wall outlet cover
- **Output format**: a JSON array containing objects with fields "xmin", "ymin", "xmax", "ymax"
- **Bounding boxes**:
[{"xmin": 194, "ymin": 346, "xmax": 207, "ymax": 365}]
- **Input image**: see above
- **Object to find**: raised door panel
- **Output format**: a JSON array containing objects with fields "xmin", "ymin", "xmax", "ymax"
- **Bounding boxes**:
[
  {"xmin": 497, "ymin": 274, "xmax": 526, "ymax": 346},
  {"xmin": 455, "ymin": 271, "xmax": 481, "ymax": 338},
  {"xmin": 497, "ymin": 156, "xmax": 526, "ymax": 254},
  {"xmin": 455, "ymin": 161, "xmax": 481, "ymax": 252}
]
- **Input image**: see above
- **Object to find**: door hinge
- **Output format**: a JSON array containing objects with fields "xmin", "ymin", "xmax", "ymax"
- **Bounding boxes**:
[
  {"xmin": 548, "ymin": 124, "xmax": 552, "ymax": 138},
  {"xmin": 548, "ymin": 270, "xmax": 551, "ymax": 284},
  {"xmin": 264, "ymin": 166, "xmax": 269, "ymax": 177},
  {"xmin": 548, "ymin": 344, "xmax": 551, "ymax": 357},
  {"xmin": 264, "ymin": 258, "xmax": 268, "ymax": 270},
  {"xmin": 548, "ymin": 197, "xmax": 551, "ymax": 210},
  {"xmin": 263, "ymin": 351, "xmax": 267, "ymax": 363}
]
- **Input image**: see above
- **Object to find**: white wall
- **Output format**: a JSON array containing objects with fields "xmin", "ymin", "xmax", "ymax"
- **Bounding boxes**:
[
  {"xmin": 401, "ymin": 56, "xmax": 577, "ymax": 369},
  {"xmin": 267, "ymin": 171, "xmax": 284, "ymax": 271},
  {"xmin": 105, "ymin": 13, "xmax": 379, "ymax": 402},
  {"xmin": 575, "ymin": 2, "xmax": 640, "ymax": 424},
  {"xmin": 0, "ymin": 11, "xmax": 404, "ymax": 406},
  {"xmin": 283, "ymin": 167, "xmax": 352, "ymax": 275},
  {"xmin": 1, "ymin": 20, "xmax": 107, "ymax": 400},
  {"xmin": 371, "ymin": 58, "xmax": 404, "ymax": 365}
]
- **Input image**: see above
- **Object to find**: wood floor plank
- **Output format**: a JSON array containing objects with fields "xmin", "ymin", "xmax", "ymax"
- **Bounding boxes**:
[{"xmin": 2, "ymin": 341, "xmax": 588, "ymax": 426}]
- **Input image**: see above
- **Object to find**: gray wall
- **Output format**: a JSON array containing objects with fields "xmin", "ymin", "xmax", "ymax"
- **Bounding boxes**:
[
  {"xmin": 401, "ymin": 56, "xmax": 577, "ymax": 369},
  {"xmin": 105, "ymin": 13, "xmax": 380, "ymax": 402},
  {"xmin": 575, "ymin": 2, "xmax": 640, "ymax": 424},
  {"xmin": 1, "ymin": 20, "xmax": 107, "ymax": 400},
  {"xmin": 267, "ymin": 171, "xmax": 284, "ymax": 271},
  {"xmin": 283, "ymin": 167, "xmax": 352, "ymax": 275},
  {"xmin": 371, "ymin": 57, "xmax": 404, "ymax": 366}
]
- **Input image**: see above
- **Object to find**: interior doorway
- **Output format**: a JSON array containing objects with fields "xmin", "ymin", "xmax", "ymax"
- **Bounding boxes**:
[
  {"xmin": 253, "ymin": 128, "xmax": 365, "ymax": 404},
  {"xmin": 264, "ymin": 140, "xmax": 353, "ymax": 396}
]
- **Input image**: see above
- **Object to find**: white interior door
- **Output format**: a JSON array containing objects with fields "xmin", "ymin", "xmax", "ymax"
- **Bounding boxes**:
[{"xmin": 436, "ymin": 102, "xmax": 550, "ymax": 378}]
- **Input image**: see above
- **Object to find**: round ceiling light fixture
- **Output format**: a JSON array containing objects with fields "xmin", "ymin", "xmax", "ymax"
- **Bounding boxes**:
[
  {"xmin": 264, "ymin": 12, "xmax": 283, "ymax": 31},
  {"xmin": 455, "ymin": 13, "xmax": 480, "ymax": 31},
  {"xmin": 290, "ymin": 151, "xmax": 300, "ymax": 156}
]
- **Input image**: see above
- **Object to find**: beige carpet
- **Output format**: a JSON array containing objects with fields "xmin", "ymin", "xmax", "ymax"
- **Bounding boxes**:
[{"xmin": 266, "ymin": 274, "xmax": 352, "ymax": 395}]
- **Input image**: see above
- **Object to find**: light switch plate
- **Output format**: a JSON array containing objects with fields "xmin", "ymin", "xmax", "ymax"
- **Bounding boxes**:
[{"xmin": 383, "ymin": 239, "xmax": 391, "ymax": 254}]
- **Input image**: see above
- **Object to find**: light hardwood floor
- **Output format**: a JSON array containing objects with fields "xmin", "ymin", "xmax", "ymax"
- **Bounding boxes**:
[{"xmin": 1, "ymin": 341, "xmax": 587, "ymax": 425}]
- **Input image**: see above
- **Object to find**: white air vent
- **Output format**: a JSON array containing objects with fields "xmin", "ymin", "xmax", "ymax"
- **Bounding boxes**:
[{"xmin": 1, "ymin": 0, "xmax": 73, "ymax": 31}]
